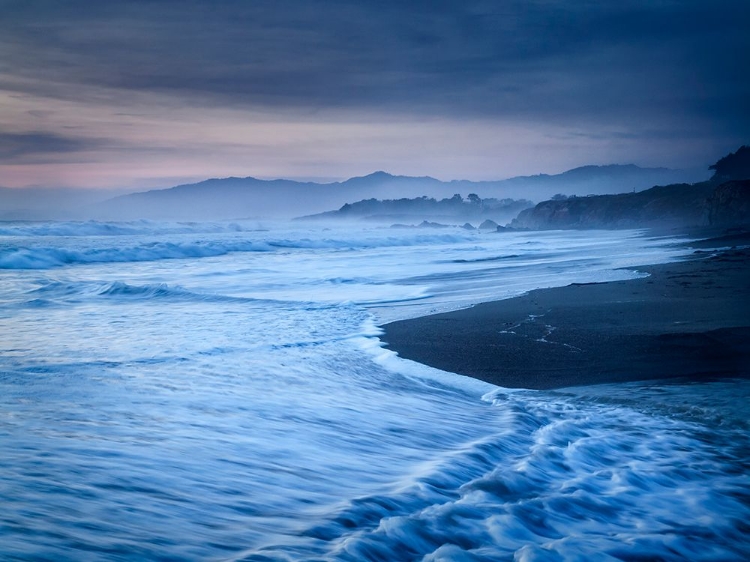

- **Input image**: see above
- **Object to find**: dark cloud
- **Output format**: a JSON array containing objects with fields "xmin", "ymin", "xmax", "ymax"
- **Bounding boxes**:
[
  {"xmin": 0, "ymin": 132, "xmax": 105, "ymax": 162},
  {"xmin": 1, "ymin": 1, "xmax": 748, "ymax": 142}
]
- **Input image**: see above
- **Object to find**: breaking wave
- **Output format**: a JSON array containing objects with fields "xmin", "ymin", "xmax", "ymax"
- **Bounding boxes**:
[
  {"xmin": 0, "ymin": 220, "xmax": 259, "ymax": 237},
  {"xmin": 245, "ymin": 387, "xmax": 750, "ymax": 561},
  {"xmin": 0, "ymin": 241, "xmax": 271, "ymax": 269},
  {"xmin": 0, "ymin": 233, "xmax": 471, "ymax": 269},
  {"xmin": 27, "ymin": 280, "xmax": 199, "ymax": 300}
]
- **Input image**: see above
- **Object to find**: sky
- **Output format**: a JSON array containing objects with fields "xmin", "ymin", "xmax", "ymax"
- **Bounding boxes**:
[{"xmin": 1, "ymin": 0, "xmax": 748, "ymax": 189}]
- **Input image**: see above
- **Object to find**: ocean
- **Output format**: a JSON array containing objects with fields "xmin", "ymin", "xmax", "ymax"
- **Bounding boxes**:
[{"xmin": 1, "ymin": 221, "xmax": 748, "ymax": 561}]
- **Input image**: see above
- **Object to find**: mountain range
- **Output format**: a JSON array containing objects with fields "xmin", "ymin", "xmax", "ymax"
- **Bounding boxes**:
[
  {"xmin": 97, "ymin": 165, "xmax": 705, "ymax": 221},
  {"xmin": 0, "ymin": 164, "xmax": 707, "ymax": 221}
]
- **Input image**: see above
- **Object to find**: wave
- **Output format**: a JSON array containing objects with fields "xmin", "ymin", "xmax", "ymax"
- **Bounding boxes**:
[
  {"xmin": 24, "ymin": 280, "xmax": 245, "ymax": 304},
  {"xmin": 247, "ymin": 389, "xmax": 750, "ymax": 561},
  {"xmin": 442, "ymin": 254, "xmax": 521, "ymax": 264},
  {"xmin": 0, "ymin": 220, "xmax": 260, "ymax": 237},
  {"xmin": 0, "ymin": 233, "xmax": 471, "ymax": 269},
  {"xmin": 0, "ymin": 241, "xmax": 270, "ymax": 269},
  {"xmin": 21, "ymin": 280, "xmax": 390, "ymax": 310}
]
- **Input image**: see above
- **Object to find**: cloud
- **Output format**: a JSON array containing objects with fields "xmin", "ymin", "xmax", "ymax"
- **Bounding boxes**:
[
  {"xmin": 0, "ymin": 132, "xmax": 105, "ymax": 163},
  {"xmin": 0, "ymin": 0, "xmax": 747, "ymax": 186},
  {"xmin": 1, "ymin": 0, "xmax": 747, "ymax": 128}
]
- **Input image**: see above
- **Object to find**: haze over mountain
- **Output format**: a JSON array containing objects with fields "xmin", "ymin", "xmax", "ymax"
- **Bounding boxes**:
[
  {"xmin": 71, "ymin": 164, "xmax": 705, "ymax": 221},
  {"xmin": 0, "ymin": 187, "xmax": 129, "ymax": 221}
]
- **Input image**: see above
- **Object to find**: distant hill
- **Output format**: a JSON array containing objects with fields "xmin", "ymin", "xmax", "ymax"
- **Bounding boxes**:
[
  {"xmin": 484, "ymin": 164, "xmax": 705, "ymax": 198},
  {"xmin": 510, "ymin": 180, "xmax": 750, "ymax": 230},
  {"xmin": 510, "ymin": 147, "xmax": 750, "ymax": 230},
  {"xmin": 510, "ymin": 183, "xmax": 709, "ymax": 230},
  {"xmin": 297, "ymin": 194, "xmax": 534, "ymax": 225},
  {"xmin": 92, "ymin": 165, "xmax": 706, "ymax": 221}
]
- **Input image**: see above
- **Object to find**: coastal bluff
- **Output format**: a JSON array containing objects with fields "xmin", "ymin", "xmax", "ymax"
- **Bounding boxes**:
[
  {"xmin": 510, "ymin": 146, "xmax": 750, "ymax": 231},
  {"xmin": 510, "ymin": 179, "xmax": 750, "ymax": 230}
]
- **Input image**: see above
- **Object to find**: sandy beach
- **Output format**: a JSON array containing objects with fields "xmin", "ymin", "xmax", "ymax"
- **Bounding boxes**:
[{"xmin": 381, "ymin": 233, "xmax": 750, "ymax": 390}]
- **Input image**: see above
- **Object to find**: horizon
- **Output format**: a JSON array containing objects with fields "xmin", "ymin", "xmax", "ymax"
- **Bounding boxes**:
[{"xmin": 1, "ymin": 1, "xmax": 748, "ymax": 190}]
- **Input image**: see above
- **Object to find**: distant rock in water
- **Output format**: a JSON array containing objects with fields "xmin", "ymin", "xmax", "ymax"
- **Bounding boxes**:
[
  {"xmin": 389, "ymin": 221, "xmax": 452, "ymax": 229},
  {"xmin": 478, "ymin": 219, "xmax": 499, "ymax": 230},
  {"xmin": 461, "ymin": 223, "xmax": 476, "ymax": 230},
  {"xmin": 418, "ymin": 221, "xmax": 451, "ymax": 229}
]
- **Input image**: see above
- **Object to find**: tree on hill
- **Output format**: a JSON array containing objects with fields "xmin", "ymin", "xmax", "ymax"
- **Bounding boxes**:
[{"xmin": 709, "ymin": 145, "xmax": 750, "ymax": 182}]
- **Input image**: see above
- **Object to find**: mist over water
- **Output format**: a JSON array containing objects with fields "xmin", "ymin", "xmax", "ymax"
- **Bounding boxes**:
[{"xmin": 1, "ymin": 221, "xmax": 747, "ymax": 560}]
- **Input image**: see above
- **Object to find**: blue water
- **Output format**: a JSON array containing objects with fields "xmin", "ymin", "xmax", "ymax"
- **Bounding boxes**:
[{"xmin": 1, "ymin": 221, "xmax": 748, "ymax": 561}]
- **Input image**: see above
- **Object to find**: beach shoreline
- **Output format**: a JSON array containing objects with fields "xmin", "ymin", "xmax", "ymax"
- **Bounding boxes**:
[{"xmin": 381, "ymin": 231, "xmax": 750, "ymax": 390}]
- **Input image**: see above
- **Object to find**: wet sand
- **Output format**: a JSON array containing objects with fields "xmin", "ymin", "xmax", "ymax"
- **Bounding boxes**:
[{"xmin": 381, "ymin": 237, "xmax": 750, "ymax": 390}]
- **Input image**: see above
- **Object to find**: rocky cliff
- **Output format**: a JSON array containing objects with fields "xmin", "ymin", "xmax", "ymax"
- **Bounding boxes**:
[
  {"xmin": 510, "ymin": 180, "xmax": 749, "ymax": 230},
  {"xmin": 707, "ymin": 180, "xmax": 750, "ymax": 227}
]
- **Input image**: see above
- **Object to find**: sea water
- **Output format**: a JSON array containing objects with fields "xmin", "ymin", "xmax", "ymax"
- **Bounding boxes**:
[{"xmin": 0, "ymin": 221, "xmax": 747, "ymax": 561}]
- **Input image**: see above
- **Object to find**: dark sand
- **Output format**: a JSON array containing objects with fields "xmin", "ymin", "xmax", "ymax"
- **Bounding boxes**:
[{"xmin": 381, "ymin": 238, "xmax": 750, "ymax": 390}]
